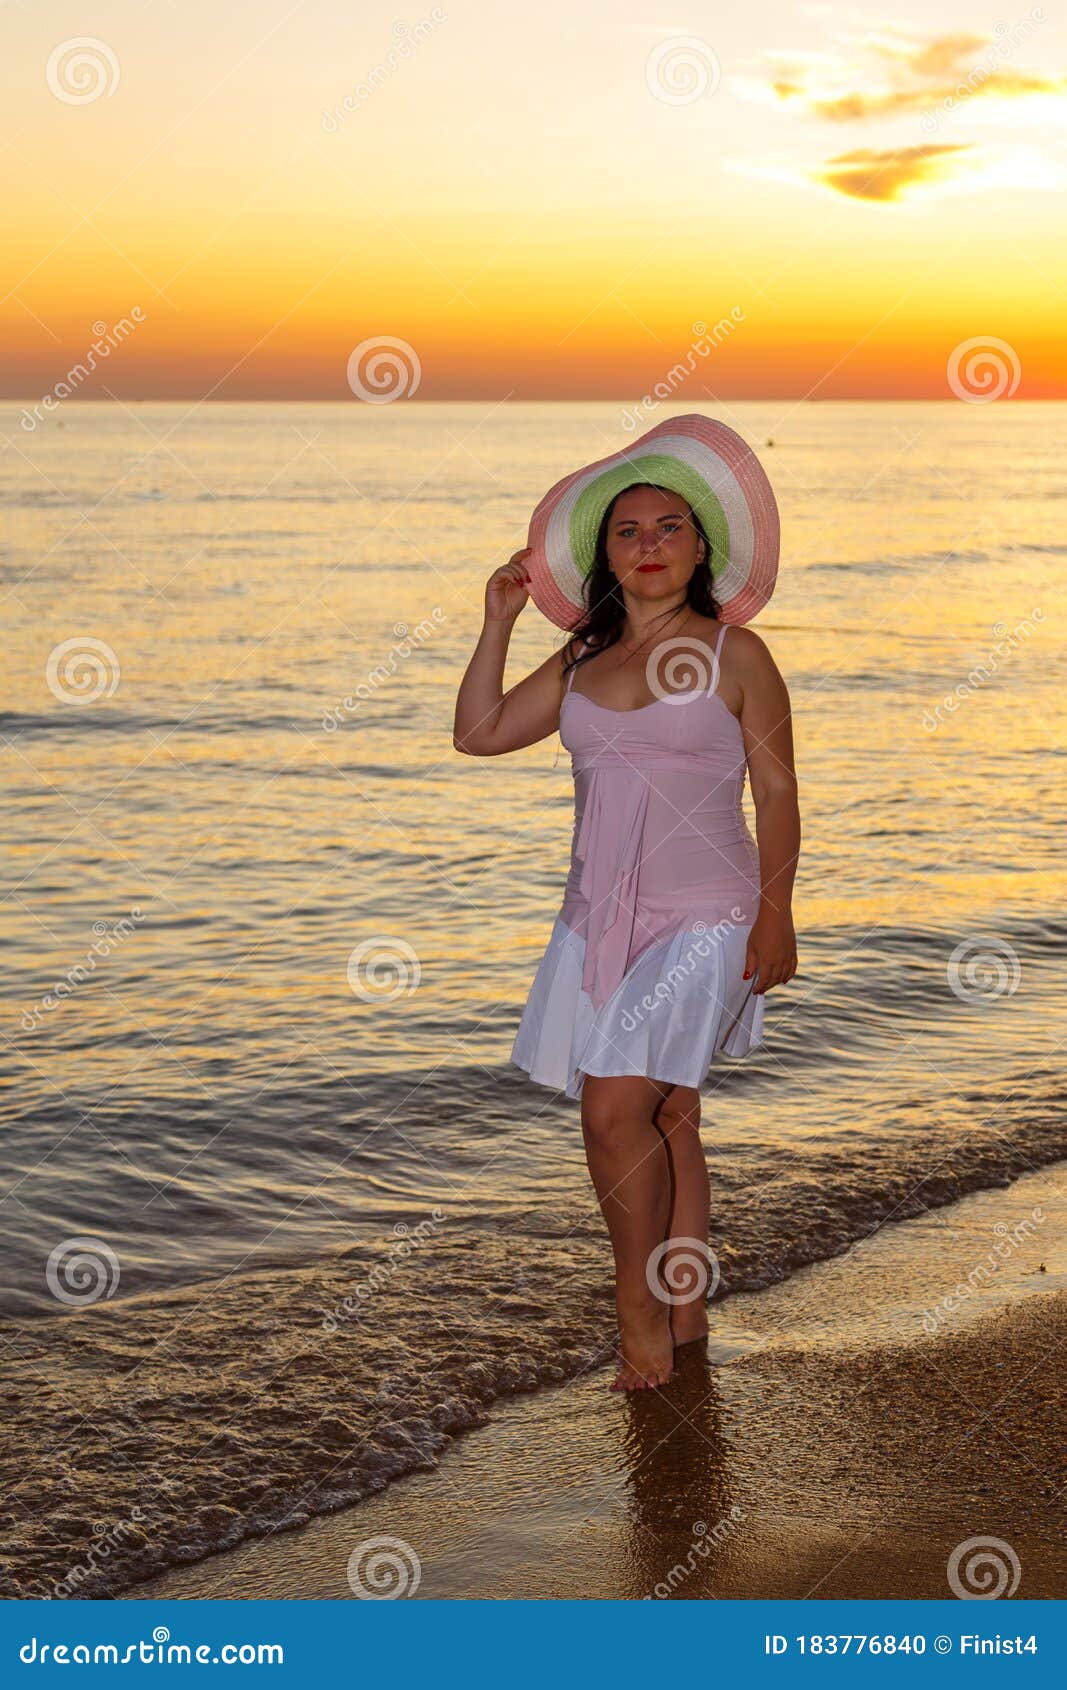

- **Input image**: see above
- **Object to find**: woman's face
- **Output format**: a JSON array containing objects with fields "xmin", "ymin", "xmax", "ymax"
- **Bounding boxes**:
[{"xmin": 604, "ymin": 485, "xmax": 705, "ymax": 596}]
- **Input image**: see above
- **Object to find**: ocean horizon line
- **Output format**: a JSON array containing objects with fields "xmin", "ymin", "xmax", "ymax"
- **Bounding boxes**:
[{"xmin": 3, "ymin": 394, "xmax": 1063, "ymax": 407}]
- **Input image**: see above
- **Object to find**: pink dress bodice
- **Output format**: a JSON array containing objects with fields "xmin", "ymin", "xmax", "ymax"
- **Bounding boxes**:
[{"xmin": 557, "ymin": 625, "xmax": 761, "ymax": 1009}]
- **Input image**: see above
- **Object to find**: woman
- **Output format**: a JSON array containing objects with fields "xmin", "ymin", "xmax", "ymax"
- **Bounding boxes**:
[{"xmin": 453, "ymin": 431, "xmax": 800, "ymax": 1394}]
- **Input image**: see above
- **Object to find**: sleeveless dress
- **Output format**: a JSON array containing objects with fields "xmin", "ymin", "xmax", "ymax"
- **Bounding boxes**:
[{"xmin": 510, "ymin": 621, "xmax": 765, "ymax": 1101}]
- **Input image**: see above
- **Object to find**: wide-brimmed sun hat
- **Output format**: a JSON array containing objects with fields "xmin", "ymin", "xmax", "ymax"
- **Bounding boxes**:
[{"xmin": 525, "ymin": 412, "xmax": 779, "ymax": 631}]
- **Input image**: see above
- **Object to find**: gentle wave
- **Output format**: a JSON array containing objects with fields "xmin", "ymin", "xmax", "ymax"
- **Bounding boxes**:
[{"xmin": 3, "ymin": 1096, "xmax": 1064, "ymax": 1599}]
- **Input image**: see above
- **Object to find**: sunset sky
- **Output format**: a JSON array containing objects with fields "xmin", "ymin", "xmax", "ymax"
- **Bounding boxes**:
[{"xmin": 3, "ymin": 0, "xmax": 1065, "ymax": 400}]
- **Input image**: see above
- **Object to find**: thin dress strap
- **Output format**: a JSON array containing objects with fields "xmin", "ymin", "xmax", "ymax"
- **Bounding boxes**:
[
  {"xmin": 707, "ymin": 622, "xmax": 729, "ymax": 696},
  {"xmin": 564, "ymin": 637, "xmax": 587, "ymax": 693}
]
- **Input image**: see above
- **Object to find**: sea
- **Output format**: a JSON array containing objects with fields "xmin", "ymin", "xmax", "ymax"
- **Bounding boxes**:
[{"xmin": 1, "ymin": 399, "xmax": 1064, "ymax": 1596}]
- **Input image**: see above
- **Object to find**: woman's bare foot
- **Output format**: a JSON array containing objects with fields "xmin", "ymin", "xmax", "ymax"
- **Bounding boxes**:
[
  {"xmin": 668, "ymin": 1298, "xmax": 710, "ymax": 1349},
  {"xmin": 610, "ymin": 1295, "xmax": 675, "ymax": 1391}
]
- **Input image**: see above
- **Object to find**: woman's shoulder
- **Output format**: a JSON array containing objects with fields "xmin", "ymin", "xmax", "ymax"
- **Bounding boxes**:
[
  {"xmin": 719, "ymin": 620, "xmax": 774, "ymax": 661},
  {"xmin": 720, "ymin": 622, "xmax": 788, "ymax": 701}
]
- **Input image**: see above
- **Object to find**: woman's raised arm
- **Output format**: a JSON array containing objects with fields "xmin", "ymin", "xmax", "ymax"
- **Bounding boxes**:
[{"xmin": 452, "ymin": 548, "xmax": 573, "ymax": 756}]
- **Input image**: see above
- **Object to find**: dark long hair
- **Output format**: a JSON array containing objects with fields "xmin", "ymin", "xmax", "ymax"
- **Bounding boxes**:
[{"xmin": 560, "ymin": 483, "xmax": 721, "ymax": 679}]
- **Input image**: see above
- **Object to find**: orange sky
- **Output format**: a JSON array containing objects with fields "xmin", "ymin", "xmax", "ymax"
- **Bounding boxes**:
[{"xmin": 3, "ymin": 1, "xmax": 1065, "ymax": 401}]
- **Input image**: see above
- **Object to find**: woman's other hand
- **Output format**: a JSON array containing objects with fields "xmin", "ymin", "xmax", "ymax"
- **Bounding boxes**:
[{"xmin": 743, "ymin": 908, "xmax": 797, "ymax": 995}]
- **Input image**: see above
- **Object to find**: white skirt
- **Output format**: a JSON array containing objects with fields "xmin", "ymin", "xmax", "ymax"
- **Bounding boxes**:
[{"xmin": 509, "ymin": 913, "xmax": 765, "ymax": 1101}]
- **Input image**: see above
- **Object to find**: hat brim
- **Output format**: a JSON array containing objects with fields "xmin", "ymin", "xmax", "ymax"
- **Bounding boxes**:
[{"xmin": 525, "ymin": 413, "xmax": 779, "ymax": 631}]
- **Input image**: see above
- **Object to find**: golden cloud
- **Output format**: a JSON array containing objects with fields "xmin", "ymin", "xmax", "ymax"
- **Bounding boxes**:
[
  {"xmin": 815, "ymin": 143, "xmax": 975, "ymax": 202},
  {"xmin": 812, "ymin": 69, "xmax": 1067, "ymax": 122},
  {"xmin": 872, "ymin": 33, "xmax": 990, "ymax": 79},
  {"xmin": 769, "ymin": 28, "xmax": 1065, "ymax": 122}
]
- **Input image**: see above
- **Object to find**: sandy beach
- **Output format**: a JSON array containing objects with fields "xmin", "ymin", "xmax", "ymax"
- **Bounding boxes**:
[{"xmin": 130, "ymin": 1163, "xmax": 1065, "ymax": 1602}]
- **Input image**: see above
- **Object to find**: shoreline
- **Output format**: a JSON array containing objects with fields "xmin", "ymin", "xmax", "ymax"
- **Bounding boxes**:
[{"xmin": 132, "ymin": 1162, "xmax": 1065, "ymax": 1601}]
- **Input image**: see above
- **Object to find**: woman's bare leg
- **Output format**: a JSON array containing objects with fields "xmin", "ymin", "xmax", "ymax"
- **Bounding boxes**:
[
  {"xmin": 652, "ymin": 1084, "xmax": 712, "ymax": 1347},
  {"xmin": 579, "ymin": 1073, "xmax": 675, "ymax": 1391}
]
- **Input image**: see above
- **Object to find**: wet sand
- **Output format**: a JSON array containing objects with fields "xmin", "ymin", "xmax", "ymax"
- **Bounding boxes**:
[{"xmin": 134, "ymin": 1164, "xmax": 1065, "ymax": 1601}]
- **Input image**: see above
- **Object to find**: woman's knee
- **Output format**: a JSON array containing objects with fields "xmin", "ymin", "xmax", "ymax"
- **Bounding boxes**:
[
  {"xmin": 580, "ymin": 1075, "xmax": 660, "ymax": 1149},
  {"xmin": 654, "ymin": 1084, "xmax": 702, "ymax": 1139}
]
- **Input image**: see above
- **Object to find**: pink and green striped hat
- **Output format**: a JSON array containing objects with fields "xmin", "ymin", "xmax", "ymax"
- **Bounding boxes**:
[{"xmin": 525, "ymin": 413, "xmax": 779, "ymax": 630}]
